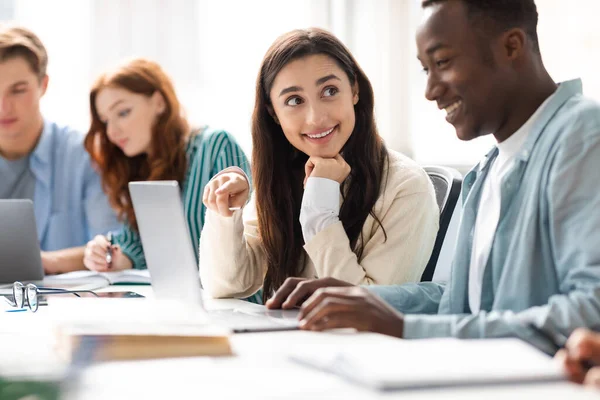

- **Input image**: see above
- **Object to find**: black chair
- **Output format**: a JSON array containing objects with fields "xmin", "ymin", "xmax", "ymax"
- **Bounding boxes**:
[{"xmin": 420, "ymin": 166, "xmax": 463, "ymax": 282}]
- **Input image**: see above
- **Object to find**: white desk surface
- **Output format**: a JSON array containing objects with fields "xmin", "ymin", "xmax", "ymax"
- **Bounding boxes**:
[{"xmin": 1, "ymin": 285, "xmax": 597, "ymax": 400}]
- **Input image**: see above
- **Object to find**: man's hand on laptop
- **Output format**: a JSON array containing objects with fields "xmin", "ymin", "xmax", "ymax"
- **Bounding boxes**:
[
  {"xmin": 266, "ymin": 277, "xmax": 353, "ymax": 309},
  {"xmin": 203, "ymin": 171, "xmax": 249, "ymax": 217},
  {"xmin": 298, "ymin": 286, "xmax": 405, "ymax": 338},
  {"xmin": 84, "ymin": 235, "xmax": 132, "ymax": 272}
]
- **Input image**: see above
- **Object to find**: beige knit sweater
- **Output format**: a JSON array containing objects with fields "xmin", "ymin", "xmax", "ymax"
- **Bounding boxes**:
[{"xmin": 199, "ymin": 150, "xmax": 439, "ymax": 298}]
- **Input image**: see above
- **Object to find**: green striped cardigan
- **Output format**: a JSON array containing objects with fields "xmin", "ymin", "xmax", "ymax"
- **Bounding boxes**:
[{"xmin": 113, "ymin": 128, "xmax": 251, "ymax": 270}]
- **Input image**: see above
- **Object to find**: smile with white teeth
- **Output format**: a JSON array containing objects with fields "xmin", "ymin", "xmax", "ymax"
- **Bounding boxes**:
[
  {"xmin": 305, "ymin": 126, "xmax": 335, "ymax": 139},
  {"xmin": 444, "ymin": 101, "xmax": 462, "ymax": 116}
]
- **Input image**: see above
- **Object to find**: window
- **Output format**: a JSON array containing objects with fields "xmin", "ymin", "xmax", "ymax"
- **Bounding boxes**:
[
  {"xmin": 9, "ymin": 0, "xmax": 333, "ymax": 157},
  {"xmin": 5, "ymin": 0, "xmax": 599, "ymax": 169},
  {"xmin": 536, "ymin": 0, "xmax": 600, "ymax": 102},
  {"xmin": 0, "ymin": 0, "xmax": 15, "ymax": 21},
  {"xmin": 408, "ymin": 0, "xmax": 600, "ymax": 167}
]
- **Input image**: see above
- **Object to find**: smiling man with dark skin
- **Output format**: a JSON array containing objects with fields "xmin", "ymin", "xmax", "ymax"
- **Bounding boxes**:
[{"xmin": 265, "ymin": 0, "xmax": 600, "ymax": 355}]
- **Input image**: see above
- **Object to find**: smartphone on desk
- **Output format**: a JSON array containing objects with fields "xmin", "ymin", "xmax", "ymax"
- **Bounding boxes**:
[
  {"xmin": 3, "ymin": 291, "xmax": 144, "ymax": 308},
  {"xmin": 76, "ymin": 291, "xmax": 144, "ymax": 299}
]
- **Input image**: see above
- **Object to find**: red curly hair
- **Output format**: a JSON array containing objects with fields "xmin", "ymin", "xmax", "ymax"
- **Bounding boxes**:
[{"xmin": 84, "ymin": 58, "xmax": 190, "ymax": 230}]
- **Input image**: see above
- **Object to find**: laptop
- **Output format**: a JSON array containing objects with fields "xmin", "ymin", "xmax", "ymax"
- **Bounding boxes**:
[
  {"xmin": 128, "ymin": 180, "xmax": 299, "ymax": 333},
  {"xmin": 0, "ymin": 200, "xmax": 44, "ymax": 285},
  {"xmin": 0, "ymin": 199, "xmax": 100, "ymax": 298}
]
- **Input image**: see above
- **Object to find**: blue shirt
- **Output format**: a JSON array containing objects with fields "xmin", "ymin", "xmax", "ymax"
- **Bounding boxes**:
[
  {"xmin": 370, "ymin": 79, "xmax": 600, "ymax": 354},
  {"xmin": 26, "ymin": 121, "xmax": 120, "ymax": 251},
  {"xmin": 0, "ymin": 154, "xmax": 35, "ymax": 200}
]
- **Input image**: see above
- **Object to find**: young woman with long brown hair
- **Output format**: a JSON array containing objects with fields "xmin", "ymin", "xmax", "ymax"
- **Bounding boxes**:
[
  {"xmin": 200, "ymin": 29, "xmax": 438, "ymax": 303},
  {"xmin": 82, "ymin": 58, "xmax": 250, "ymax": 271}
]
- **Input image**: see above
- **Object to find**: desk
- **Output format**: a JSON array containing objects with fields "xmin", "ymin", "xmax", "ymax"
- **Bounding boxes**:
[{"xmin": 1, "ymin": 286, "xmax": 597, "ymax": 400}]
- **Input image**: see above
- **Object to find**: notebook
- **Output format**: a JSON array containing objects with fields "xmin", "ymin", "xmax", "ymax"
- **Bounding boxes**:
[
  {"xmin": 288, "ymin": 335, "xmax": 565, "ymax": 390},
  {"xmin": 0, "ymin": 270, "xmax": 151, "ymax": 297},
  {"xmin": 51, "ymin": 298, "xmax": 232, "ymax": 361},
  {"xmin": 56, "ymin": 326, "xmax": 232, "ymax": 361},
  {"xmin": 43, "ymin": 270, "xmax": 151, "ymax": 288}
]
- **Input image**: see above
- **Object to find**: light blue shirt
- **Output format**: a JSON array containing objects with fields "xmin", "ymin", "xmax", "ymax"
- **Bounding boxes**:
[
  {"xmin": 0, "ymin": 154, "xmax": 35, "ymax": 200},
  {"xmin": 27, "ymin": 121, "xmax": 120, "ymax": 251},
  {"xmin": 370, "ymin": 79, "xmax": 600, "ymax": 354}
]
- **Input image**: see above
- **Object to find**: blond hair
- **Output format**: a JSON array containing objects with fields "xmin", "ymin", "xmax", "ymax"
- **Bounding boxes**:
[{"xmin": 0, "ymin": 24, "xmax": 48, "ymax": 79}]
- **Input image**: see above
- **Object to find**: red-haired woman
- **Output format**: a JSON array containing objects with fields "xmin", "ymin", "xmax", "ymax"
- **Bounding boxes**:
[{"xmin": 83, "ymin": 58, "xmax": 250, "ymax": 272}]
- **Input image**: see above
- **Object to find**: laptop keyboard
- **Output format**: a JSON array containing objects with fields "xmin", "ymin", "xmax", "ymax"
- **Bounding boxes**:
[{"xmin": 208, "ymin": 309, "xmax": 300, "ymax": 332}]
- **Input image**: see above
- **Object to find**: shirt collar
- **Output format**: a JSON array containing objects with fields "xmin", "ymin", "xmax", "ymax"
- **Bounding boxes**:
[
  {"xmin": 29, "ymin": 120, "xmax": 55, "ymax": 186},
  {"xmin": 466, "ymin": 79, "xmax": 582, "ymax": 197},
  {"xmin": 515, "ymin": 79, "xmax": 583, "ymax": 162},
  {"xmin": 30, "ymin": 120, "xmax": 54, "ymax": 166},
  {"xmin": 478, "ymin": 79, "xmax": 582, "ymax": 170},
  {"xmin": 496, "ymin": 86, "xmax": 557, "ymax": 159},
  {"xmin": 477, "ymin": 146, "xmax": 498, "ymax": 173}
]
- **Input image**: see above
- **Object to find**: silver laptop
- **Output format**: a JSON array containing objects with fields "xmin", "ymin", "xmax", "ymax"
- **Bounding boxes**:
[
  {"xmin": 0, "ymin": 199, "xmax": 116, "ymax": 298},
  {"xmin": 128, "ymin": 180, "xmax": 299, "ymax": 333},
  {"xmin": 0, "ymin": 200, "xmax": 44, "ymax": 285}
]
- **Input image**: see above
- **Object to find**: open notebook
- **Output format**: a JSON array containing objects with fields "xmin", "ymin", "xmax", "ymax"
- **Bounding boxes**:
[
  {"xmin": 288, "ymin": 335, "xmax": 565, "ymax": 390},
  {"xmin": 0, "ymin": 270, "xmax": 151, "ymax": 296},
  {"xmin": 43, "ymin": 270, "xmax": 151, "ymax": 289}
]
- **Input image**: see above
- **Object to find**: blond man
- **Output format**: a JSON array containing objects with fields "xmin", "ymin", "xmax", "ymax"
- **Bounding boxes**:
[{"xmin": 0, "ymin": 25, "xmax": 119, "ymax": 273}]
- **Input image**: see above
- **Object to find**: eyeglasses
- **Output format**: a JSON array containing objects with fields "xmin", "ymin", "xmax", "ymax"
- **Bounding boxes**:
[{"xmin": 12, "ymin": 281, "xmax": 99, "ymax": 312}]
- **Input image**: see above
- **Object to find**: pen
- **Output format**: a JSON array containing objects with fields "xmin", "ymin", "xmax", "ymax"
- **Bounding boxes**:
[
  {"xmin": 106, "ymin": 231, "xmax": 113, "ymax": 268},
  {"xmin": 528, "ymin": 323, "xmax": 597, "ymax": 370}
]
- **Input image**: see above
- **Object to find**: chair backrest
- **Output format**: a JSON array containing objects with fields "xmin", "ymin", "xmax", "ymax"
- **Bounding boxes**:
[{"xmin": 420, "ymin": 166, "xmax": 462, "ymax": 282}]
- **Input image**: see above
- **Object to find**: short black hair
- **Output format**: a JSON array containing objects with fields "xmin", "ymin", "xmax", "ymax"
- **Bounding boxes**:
[{"xmin": 422, "ymin": 0, "xmax": 540, "ymax": 53}]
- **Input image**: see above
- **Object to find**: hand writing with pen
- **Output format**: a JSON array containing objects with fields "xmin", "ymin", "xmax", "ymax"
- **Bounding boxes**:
[{"xmin": 83, "ymin": 232, "xmax": 132, "ymax": 272}]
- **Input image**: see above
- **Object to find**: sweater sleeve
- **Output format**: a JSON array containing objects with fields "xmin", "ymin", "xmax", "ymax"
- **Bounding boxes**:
[
  {"xmin": 303, "ymin": 186, "xmax": 439, "ymax": 285},
  {"xmin": 199, "ymin": 131, "xmax": 252, "ymax": 229},
  {"xmin": 199, "ymin": 196, "xmax": 268, "ymax": 298}
]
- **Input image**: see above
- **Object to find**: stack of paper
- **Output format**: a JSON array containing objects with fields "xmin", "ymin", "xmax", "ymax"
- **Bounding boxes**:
[{"xmin": 288, "ymin": 335, "xmax": 565, "ymax": 390}]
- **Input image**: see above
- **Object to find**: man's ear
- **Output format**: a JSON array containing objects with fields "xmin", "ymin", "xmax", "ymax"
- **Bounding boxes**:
[
  {"xmin": 502, "ymin": 28, "xmax": 526, "ymax": 61},
  {"xmin": 39, "ymin": 75, "xmax": 49, "ymax": 97},
  {"xmin": 267, "ymin": 105, "xmax": 280, "ymax": 125},
  {"xmin": 151, "ymin": 90, "xmax": 167, "ymax": 115}
]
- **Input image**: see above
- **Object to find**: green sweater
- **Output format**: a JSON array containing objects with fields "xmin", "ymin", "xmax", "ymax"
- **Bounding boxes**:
[{"xmin": 113, "ymin": 128, "xmax": 251, "ymax": 269}]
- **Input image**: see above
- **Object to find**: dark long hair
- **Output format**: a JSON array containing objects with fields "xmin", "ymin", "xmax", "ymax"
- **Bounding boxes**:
[
  {"xmin": 252, "ymin": 28, "xmax": 388, "ymax": 301},
  {"xmin": 84, "ymin": 58, "xmax": 190, "ymax": 230}
]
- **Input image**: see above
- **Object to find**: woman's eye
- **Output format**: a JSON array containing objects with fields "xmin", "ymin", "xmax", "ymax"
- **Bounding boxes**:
[
  {"xmin": 285, "ymin": 96, "xmax": 303, "ymax": 106},
  {"xmin": 323, "ymin": 87, "xmax": 338, "ymax": 97},
  {"xmin": 436, "ymin": 59, "xmax": 449, "ymax": 67},
  {"xmin": 118, "ymin": 109, "xmax": 131, "ymax": 118}
]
